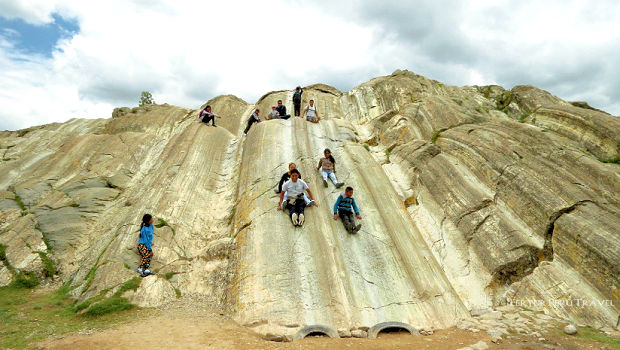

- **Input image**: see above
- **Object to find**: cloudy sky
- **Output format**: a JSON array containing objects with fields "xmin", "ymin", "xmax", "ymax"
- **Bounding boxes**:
[{"xmin": 1, "ymin": 0, "xmax": 619, "ymax": 130}]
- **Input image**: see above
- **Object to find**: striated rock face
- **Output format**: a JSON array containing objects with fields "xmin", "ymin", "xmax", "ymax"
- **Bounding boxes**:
[{"xmin": 0, "ymin": 70, "xmax": 618, "ymax": 337}]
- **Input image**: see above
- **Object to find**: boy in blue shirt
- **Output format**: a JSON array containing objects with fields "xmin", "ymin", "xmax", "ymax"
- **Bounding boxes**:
[{"xmin": 333, "ymin": 186, "xmax": 362, "ymax": 233}]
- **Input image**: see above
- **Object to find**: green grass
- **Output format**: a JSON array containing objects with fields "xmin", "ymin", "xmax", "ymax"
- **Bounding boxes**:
[
  {"xmin": 385, "ymin": 149, "xmax": 391, "ymax": 163},
  {"xmin": 155, "ymin": 217, "xmax": 176, "ymax": 235},
  {"xmin": 174, "ymin": 288, "xmax": 181, "ymax": 298},
  {"xmin": 598, "ymin": 155, "xmax": 620, "ymax": 165},
  {"xmin": 114, "ymin": 277, "xmax": 141, "ymax": 297},
  {"xmin": 83, "ymin": 296, "xmax": 134, "ymax": 317},
  {"xmin": 36, "ymin": 251, "xmax": 56, "ymax": 277},
  {"xmin": 430, "ymin": 130, "xmax": 444, "ymax": 143},
  {"xmin": 11, "ymin": 272, "xmax": 40, "ymax": 289},
  {"xmin": 164, "ymin": 271, "xmax": 177, "ymax": 280},
  {"xmin": 575, "ymin": 326, "xmax": 620, "ymax": 349},
  {"xmin": 0, "ymin": 243, "xmax": 7, "ymax": 262},
  {"xmin": 0, "ymin": 283, "xmax": 144, "ymax": 349},
  {"xmin": 363, "ymin": 144, "xmax": 370, "ymax": 152},
  {"xmin": 13, "ymin": 195, "xmax": 26, "ymax": 211}
]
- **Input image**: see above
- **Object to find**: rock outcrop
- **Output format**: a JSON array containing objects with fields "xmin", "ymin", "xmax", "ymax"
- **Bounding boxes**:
[{"xmin": 0, "ymin": 70, "xmax": 618, "ymax": 339}]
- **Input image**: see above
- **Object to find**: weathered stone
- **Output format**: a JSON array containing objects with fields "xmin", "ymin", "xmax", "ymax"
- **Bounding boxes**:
[
  {"xmin": 564, "ymin": 324, "xmax": 578, "ymax": 335},
  {"xmin": 470, "ymin": 340, "xmax": 489, "ymax": 350},
  {"xmin": 351, "ymin": 330, "xmax": 367, "ymax": 338},
  {"xmin": 337, "ymin": 328, "xmax": 351, "ymax": 338},
  {"xmin": 130, "ymin": 276, "xmax": 175, "ymax": 308}
]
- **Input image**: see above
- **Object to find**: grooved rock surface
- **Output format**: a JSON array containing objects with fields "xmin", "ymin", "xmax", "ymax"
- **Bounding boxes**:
[{"xmin": 0, "ymin": 70, "xmax": 618, "ymax": 337}]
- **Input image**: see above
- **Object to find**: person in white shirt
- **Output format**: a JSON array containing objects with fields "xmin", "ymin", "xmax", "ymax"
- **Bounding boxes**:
[
  {"xmin": 277, "ymin": 169, "xmax": 318, "ymax": 226},
  {"xmin": 302, "ymin": 99, "xmax": 320, "ymax": 123}
]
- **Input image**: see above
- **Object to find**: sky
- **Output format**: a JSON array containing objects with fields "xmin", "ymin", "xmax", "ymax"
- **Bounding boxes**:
[{"xmin": 0, "ymin": 0, "xmax": 619, "ymax": 130}]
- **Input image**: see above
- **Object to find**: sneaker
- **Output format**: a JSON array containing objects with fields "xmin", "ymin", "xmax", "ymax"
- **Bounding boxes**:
[
  {"xmin": 323, "ymin": 180, "xmax": 328, "ymax": 188},
  {"xmin": 291, "ymin": 213, "xmax": 298, "ymax": 226},
  {"xmin": 274, "ymin": 188, "xmax": 280, "ymax": 194},
  {"xmin": 336, "ymin": 182, "xmax": 345, "ymax": 188},
  {"xmin": 298, "ymin": 214, "xmax": 305, "ymax": 226},
  {"xmin": 307, "ymin": 200, "xmax": 315, "ymax": 207},
  {"xmin": 136, "ymin": 268, "xmax": 143, "ymax": 274},
  {"xmin": 212, "ymin": 124, "xmax": 217, "ymax": 127},
  {"xmin": 352, "ymin": 224, "xmax": 362, "ymax": 233},
  {"xmin": 143, "ymin": 269, "xmax": 152, "ymax": 276}
]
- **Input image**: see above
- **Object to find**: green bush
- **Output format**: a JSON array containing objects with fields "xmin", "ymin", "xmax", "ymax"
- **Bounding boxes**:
[
  {"xmin": 11, "ymin": 272, "xmax": 39, "ymax": 289},
  {"xmin": 37, "ymin": 252, "xmax": 56, "ymax": 277}
]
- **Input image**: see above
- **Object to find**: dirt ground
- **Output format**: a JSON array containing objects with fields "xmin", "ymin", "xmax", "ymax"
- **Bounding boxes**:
[{"xmin": 38, "ymin": 311, "xmax": 615, "ymax": 350}]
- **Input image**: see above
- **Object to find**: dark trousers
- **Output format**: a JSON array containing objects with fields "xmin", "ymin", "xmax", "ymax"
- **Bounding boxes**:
[
  {"xmin": 339, "ymin": 211, "xmax": 356, "ymax": 231},
  {"xmin": 294, "ymin": 103, "xmax": 301, "ymax": 116},
  {"xmin": 280, "ymin": 114, "xmax": 291, "ymax": 120},
  {"xmin": 244, "ymin": 118, "xmax": 258, "ymax": 134},
  {"xmin": 203, "ymin": 115, "xmax": 215, "ymax": 125},
  {"xmin": 286, "ymin": 198, "xmax": 306, "ymax": 218}
]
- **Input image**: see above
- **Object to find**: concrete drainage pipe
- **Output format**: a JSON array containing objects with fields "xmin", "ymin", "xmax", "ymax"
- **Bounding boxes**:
[
  {"xmin": 293, "ymin": 325, "xmax": 340, "ymax": 341},
  {"xmin": 367, "ymin": 322, "xmax": 419, "ymax": 338}
]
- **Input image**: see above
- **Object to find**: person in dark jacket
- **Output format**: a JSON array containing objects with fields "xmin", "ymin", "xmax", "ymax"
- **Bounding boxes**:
[
  {"xmin": 333, "ymin": 187, "xmax": 362, "ymax": 233},
  {"xmin": 243, "ymin": 108, "xmax": 261, "ymax": 135},
  {"xmin": 292, "ymin": 86, "xmax": 303, "ymax": 116},
  {"xmin": 275, "ymin": 100, "xmax": 291, "ymax": 119}
]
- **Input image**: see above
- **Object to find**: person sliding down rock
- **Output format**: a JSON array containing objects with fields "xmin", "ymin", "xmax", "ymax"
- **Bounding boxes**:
[
  {"xmin": 292, "ymin": 86, "xmax": 303, "ymax": 116},
  {"xmin": 199, "ymin": 105, "xmax": 221, "ymax": 127},
  {"xmin": 333, "ymin": 186, "xmax": 362, "ymax": 233},
  {"xmin": 274, "ymin": 162, "xmax": 316, "ymax": 207},
  {"xmin": 317, "ymin": 148, "xmax": 344, "ymax": 188},
  {"xmin": 277, "ymin": 169, "xmax": 317, "ymax": 226},
  {"xmin": 243, "ymin": 108, "xmax": 261, "ymax": 135},
  {"xmin": 137, "ymin": 214, "xmax": 155, "ymax": 276},
  {"xmin": 275, "ymin": 100, "xmax": 291, "ymax": 119}
]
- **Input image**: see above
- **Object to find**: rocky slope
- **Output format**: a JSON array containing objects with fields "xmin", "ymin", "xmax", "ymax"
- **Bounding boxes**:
[{"xmin": 0, "ymin": 70, "xmax": 618, "ymax": 340}]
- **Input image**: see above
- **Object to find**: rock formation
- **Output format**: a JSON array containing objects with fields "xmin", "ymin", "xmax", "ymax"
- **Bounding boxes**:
[{"xmin": 0, "ymin": 70, "xmax": 618, "ymax": 340}]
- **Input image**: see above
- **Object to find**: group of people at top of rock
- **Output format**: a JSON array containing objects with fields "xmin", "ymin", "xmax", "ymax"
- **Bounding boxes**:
[
  {"xmin": 133, "ymin": 87, "xmax": 361, "ymax": 277},
  {"xmin": 197, "ymin": 86, "xmax": 322, "ymax": 134}
]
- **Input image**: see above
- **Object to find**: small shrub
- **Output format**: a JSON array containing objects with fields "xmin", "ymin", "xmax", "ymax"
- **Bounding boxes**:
[
  {"xmin": 13, "ymin": 195, "xmax": 26, "ymax": 211},
  {"xmin": 430, "ymin": 130, "xmax": 442, "ymax": 143},
  {"xmin": 174, "ymin": 288, "xmax": 181, "ymax": 298},
  {"xmin": 385, "ymin": 149, "xmax": 391, "ymax": 163},
  {"xmin": 363, "ymin": 144, "xmax": 370, "ymax": 152},
  {"xmin": 83, "ymin": 297, "xmax": 133, "ymax": 317},
  {"xmin": 114, "ymin": 277, "xmax": 141, "ymax": 297},
  {"xmin": 164, "ymin": 272, "xmax": 177, "ymax": 280},
  {"xmin": 11, "ymin": 272, "xmax": 39, "ymax": 289},
  {"xmin": 37, "ymin": 252, "xmax": 56, "ymax": 277},
  {"xmin": 0, "ymin": 244, "xmax": 7, "ymax": 262}
]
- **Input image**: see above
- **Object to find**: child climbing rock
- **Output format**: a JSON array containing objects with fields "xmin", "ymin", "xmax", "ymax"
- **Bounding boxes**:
[
  {"xmin": 334, "ymin": 186, "xmax": 362, "ymax": 233},
  {"xmin": 317, "ymin": 148, "xmax": 344, "ymax": 188},
  {"xmin": 244, "ymin": 108, "xmax": 261, "ymax": 135},
  {"xmin": 199, "ymin": 105, "xmax": 221, "ymax": 127},
  {"xmin": 137, "ymin": 214, "xmax": 154, "ymax": 276}
]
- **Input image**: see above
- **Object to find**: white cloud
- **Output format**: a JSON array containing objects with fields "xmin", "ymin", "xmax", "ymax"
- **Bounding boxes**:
[{"xmin": 0, "ymin": 0, "xmax": 619, "ymax": 130}]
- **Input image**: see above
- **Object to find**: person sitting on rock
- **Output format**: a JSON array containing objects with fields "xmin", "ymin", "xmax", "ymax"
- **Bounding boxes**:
[
  {"xmin": 302, "ymin": 99, "xmax": 320, "ymax": 123},
  {"xmin": 275, "ymin": 100, "xmax": 291, "ymax": 119},
  {"xmin": 278, "ymin": 169, "xmax": 317, "ymax": 226},
  {"xmin": 137, "ymin": 213, "xmax": 155, "ymax": 276},
  {"xmin": 243, "ymin": 108, "xmax": 261, "ymax": 135},
  {"xmin": 268, "ymin": 105, "xmax": 279, "ymax": 119},
  {"xmin": 334, "ymin": 186, "xmax": 362, "ymax": 233},
  {"xmin": 317, "ymin": 148, "xmax": 344, "ymax": 188},
  {"xmin": 199, "ymin": 105, "xmax": 221, "ymax": 127},
  {"xmin": 275, "ymin": 162, "xmax": 316, "ymax": 207},
  {"xmin": 292, "ymin": 86, "xmax": 303, "ymax": 116}
]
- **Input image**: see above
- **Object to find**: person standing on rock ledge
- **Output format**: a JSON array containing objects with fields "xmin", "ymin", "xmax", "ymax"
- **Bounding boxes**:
[
  {"xmin": 243, "ymin": 108, "xmax": 261, "ymax": 135},
  {"xmin": 278, "ymin": 169, "xmax": 317, "ymax": 226},
  {"xmin": 137, "ymin": 214, "xmax": 155, "ymax": 276},
  {"xmin": 292, "ymin": 86, "xmax": 303, "ymax": 116}
]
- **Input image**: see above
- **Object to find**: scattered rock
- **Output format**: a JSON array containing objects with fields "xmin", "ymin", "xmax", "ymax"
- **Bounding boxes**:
[
  {"xmin": 351, "ymin": 330, "xmax": 367, "ymax": 338},
  {"xmin": 564, "ymin": 324, "xmax": 578, "ymax": 335},
  {"xmin": 337, "ymin": 328, "xmax": 351, "ymax": 338},
  {"xmin": 491, "ymin": 336, "xmax": 502, "ymax": 344},
  {"xmin": 480, "ymin": 311, "xmax": 503, "ymax": 320},
  {"xmin": 470, "ymin": 340, "xmax": 489, "ymax": 350},
  {"xmin": 264, "ymin": 333, "xmax": 285, "ymax": 342}
]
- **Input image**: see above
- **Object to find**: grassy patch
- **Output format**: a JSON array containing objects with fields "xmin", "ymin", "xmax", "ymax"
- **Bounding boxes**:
[
  {"xmin": 575, "ymin": 326, "xmax": 620, "ymax": 348},
  {"xmin": 114, "ymin": 277, "xmax": 141, "ymax": 297},
  {"xmin": 36, "ymin": 251, "xmax": 56, "ymax": 277},
  {"xmin": 83, "ymin": 296, "xmax": 134, "ymax": 317},
  {"xmin": 13, "ymin": 195, "xmax": 26, "ymax": 211},
  {"xmin": 174, "ymin": 288, "xmax": 181, "ymax": 298},
  {"xmin": 164, "ymin": 271, "xmax": 177, "ymax": 280},
  {"xmin": 10, "ymin": 271, "xmax": 39, "ymax": 289},
  {"xmin": 385, "ymin": 149, "xmax": 391, "ymax": 163},
  {"xmin": 0, "ymin": 284, "xmax": 144, "ymax": 349},
  {"xmin": 363, "ymin": 144, "xmax": 370, "ymax": 152},
  {"xmin": 155, "ymin": 218, "xmax": 176, "ymax": 235},
  {"xmin": 598, "ymin": 155, "xmax": 620, "ymax": 165},
  {"xmin": 124, "ymin": 263, "xmax": 131, "ymax": 270},
  {"xmin": 430, "ymin": 129, "xmax": 444, "ymax": 143},
  {"xmin": 518, "ymin": 113, "xmax": 530, "ymax": 123},
  {"xmin": 0, "ymin": 244, "xmax": 7, "ymax": 262}
]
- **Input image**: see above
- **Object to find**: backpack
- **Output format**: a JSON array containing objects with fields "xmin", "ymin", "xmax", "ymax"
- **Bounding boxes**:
[{"xmin": 293, "ymin": 91, "xmax": 302, "ymax": 103}]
